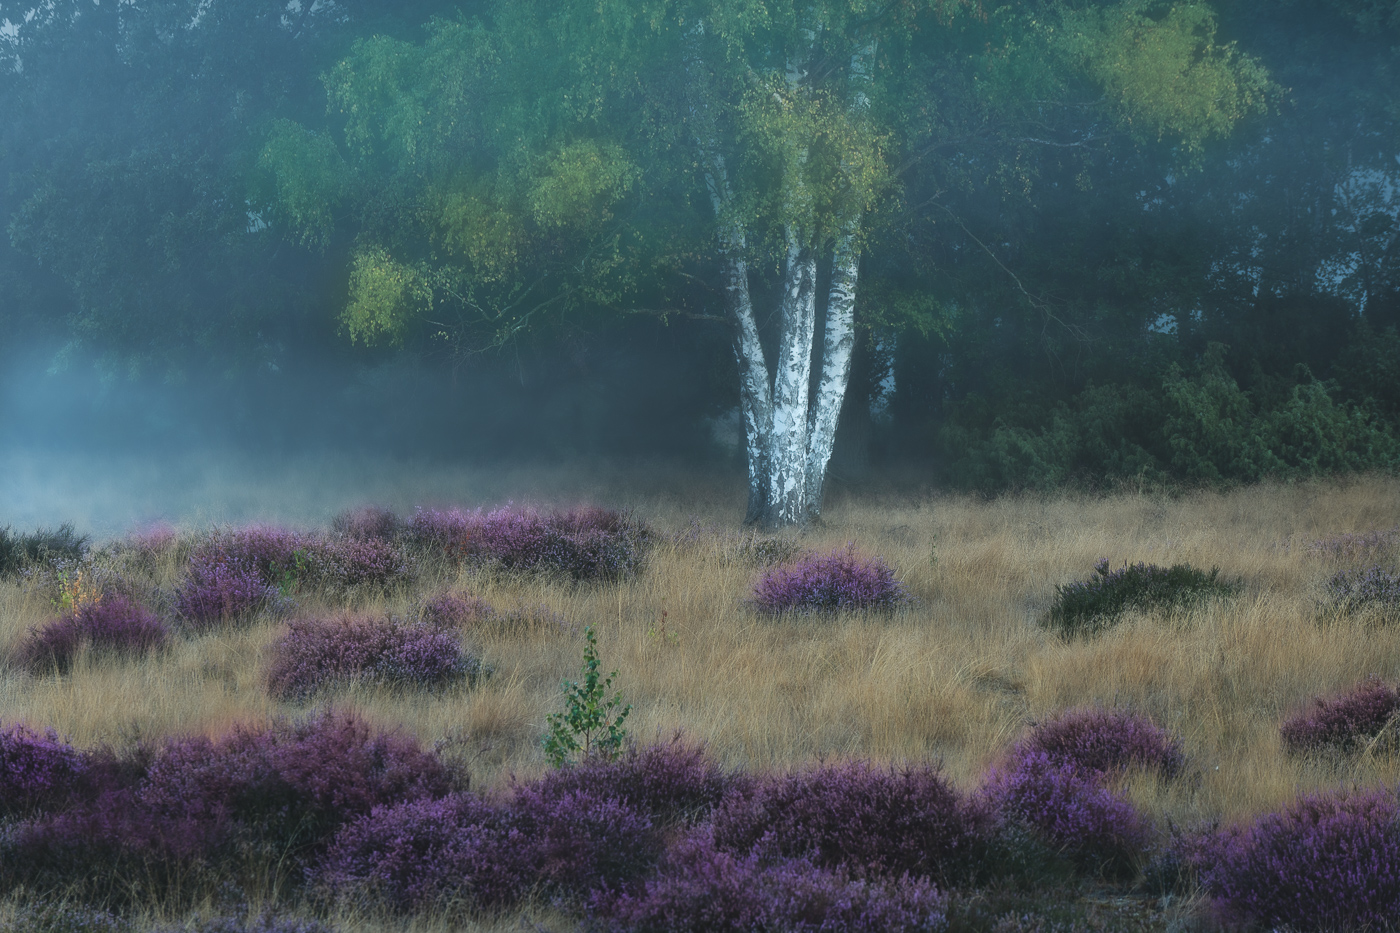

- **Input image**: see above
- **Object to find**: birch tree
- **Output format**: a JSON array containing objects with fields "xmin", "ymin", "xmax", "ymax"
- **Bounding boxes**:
[{"xmin": 260, "ymin": 0, "xmax": 1271, "ymax": 526}]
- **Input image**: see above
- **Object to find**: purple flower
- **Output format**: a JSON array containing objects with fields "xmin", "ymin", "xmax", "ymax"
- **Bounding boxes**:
[
  {"xmin": 1327, "ymin": 565, "xmax": 1400, "ymax": 615},
  {"xmin": 751, "ymin": 544, "xmax": 908, "ymax": 614},
  {"xmin": 0, "ymin": 721, "xmax": 88, "ymax": 816},
  {"xmin": 1191, "ymin": 786, "xmax": 1400, "ymax": 931},
  {"xmin": 1281, "ymin": 676, "xmax": 1400, "ymax": 754},
  {"xmin": 14, "ymin": 595, "xmax": 168, "ymax": 674},
  {"xmin": 420, "ymin": 591, "xmax": 495, "ymax": 628},
  {"xmin": 1006, "ymin": 707, "xmax": 1185, "ymax": 780},
  {"xmin": 175, "ymin": 549, "xmax": 278, "ymax": 628}
]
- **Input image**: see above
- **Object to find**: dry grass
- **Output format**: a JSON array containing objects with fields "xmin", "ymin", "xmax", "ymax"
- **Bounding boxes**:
[{"xmin": 3, "ymin": 474, "xmax": 1400, "ymax": 927}]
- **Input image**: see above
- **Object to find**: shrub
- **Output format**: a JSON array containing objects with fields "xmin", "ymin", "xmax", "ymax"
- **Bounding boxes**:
[
  {"xmin": 0, "ymin": 722, "xmax": 89, "ymax": 816},
  {"xmin": 1280, "ymin": 676, "xmax": 1400, "ymax": 754},
  {"xmin": 977, "ymin": 752, "xmax": 1153, "ymax": 881},
  {"xmin": 1044, "ymin": 558, "xmax": 1233, "ymax": 635},
  {"xmin": 1326, "ymin": 565, "xmax": 1400, "ymax": 617},
  {"xmin": 711, "ymin": 760, "xmax": 983, "ymax": 885},
  {"xmin": 589, "ymin": 832, "xmax": 949, "ymax": 933},
  {"xmin": 1007, "ymin": 708, "xmax": 1185, "ymax": 780},
  {"xmin": 316, "ymin": 793, "xmax": 530, "ymax": 912},
  {"xmin": 15, "ymin": 595, "xmax": 168, "ymax": 674},
  {"xmin": 175, "ymin": 550, "xmax": 278, "ymax": 628},
  {"xmin": 330, "ymin": 505, "xmax": 402, "ymax": 542},
  {"xmin": 5, "ymin": 903, "xmax": 131, "ymax": 933},
  {"xmin": 265, "ymin": 615, "xmax": 481, "ymax": 700},
  {"xmin": 0, "ymin": 523, "xmax": 89, "ymax": 577},
  {"xmin": 543, "ymin": 625, "xmax": 631, "ymax": 766},
  {"xmin": 407, "ymin": 505, "xmax": 650, "ymax": 582},
  {"xmin": 1309, "ymin": 527, "xmax": 1400, "ymax": 562},
  {"xmin": 305, "ymin": 536, "xmax": 411, "ymax": 590},
  {"xmin": 750, "ymin": 544, "xmax": 907, "ymax": 614},
  {"xmin": 420, "ymin": 591, "xmax": 495, "ymax": 628},
  {"xmin": 319, "ymin": 785, "xmax": 661, "ymax": 911},
  {"xmin": 7, "ymin": 710, "xmax": 457, "ymax": 898},
  {"xmin": 1192, "ymin": 786, "xmax": 1400, "ymax": 931},
  {"xmin": 526, "ymin": 736, "xmax": 733, "ymax": 827},
  {"xmin": 154, "ymin": 912, "xmax": 337, "ymax": 933}
]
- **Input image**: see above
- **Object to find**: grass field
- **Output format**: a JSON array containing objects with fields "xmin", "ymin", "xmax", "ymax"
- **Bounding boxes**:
[{"xmin": 3, "ymin": 473, "xmax": 1400, "ymax": 931}]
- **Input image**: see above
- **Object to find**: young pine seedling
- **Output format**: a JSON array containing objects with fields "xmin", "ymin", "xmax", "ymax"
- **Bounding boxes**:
[{"xmin": 543, "ymin": 625, "xmax": 631, "ymax": 766}]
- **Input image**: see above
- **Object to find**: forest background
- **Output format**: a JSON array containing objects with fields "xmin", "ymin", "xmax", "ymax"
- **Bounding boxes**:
[{"xmin": 2, "ymin": 0, "xmax": 1398, "ymax": 502}]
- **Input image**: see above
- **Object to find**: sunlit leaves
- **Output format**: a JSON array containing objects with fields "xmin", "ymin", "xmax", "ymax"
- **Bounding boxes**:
[
  {"xmin": 527, "ymin": 139, "xmax": 638, "ymax": 230},
  {"xmin": 1061, "ymin": 1, "xmax": 1274, "ymax": 155},
  {"xmin": 342, "ymin": 246, "xmax": 430, "ymax": 346}
]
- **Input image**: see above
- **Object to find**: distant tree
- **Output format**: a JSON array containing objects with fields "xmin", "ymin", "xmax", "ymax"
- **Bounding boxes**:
[{"xmin": 262, "ymin": 0, "xmax": 1271, "ymax": 525}]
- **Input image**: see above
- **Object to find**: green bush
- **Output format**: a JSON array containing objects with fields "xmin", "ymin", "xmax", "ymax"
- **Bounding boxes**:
[
  {"xmin": 1045, "ymin": 559, "xmax": 1235, "ymax": 636},
  {"xmin": 0, "ymin": 524, "xmax": 90, "ymax": 577}
]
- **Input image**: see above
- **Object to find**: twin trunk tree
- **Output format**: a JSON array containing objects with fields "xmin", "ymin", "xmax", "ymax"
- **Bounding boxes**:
[{"xmin": 690, "ymin": 25, "xmax": 874, "ymax": 529}]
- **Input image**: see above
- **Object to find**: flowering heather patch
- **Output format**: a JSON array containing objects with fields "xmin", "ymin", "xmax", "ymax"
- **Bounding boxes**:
[
  {"xmin": 1326, "ymin": 564, "xmax": 1400, "ymax": 617},
  {"xmin": 526, "ymin": 737, "xmax": 733, "ymax": 827},
  {"xmin": 1044, "ymin": 558, "xmax": 1233, "ymax": 636},
  {"xmin": 711, "ymin": 760, "xmax": 983, "ymax": 884},
  {"xmin": 750, "ymin": 544, "xmax": 908, "ymax": 614},
  {"xmin": 7, "ymin": 709, "xmax": 457, "ymax": 897},
  {"xmin": 212, "ymin": 526, "xmax": 315, "ymax": 583},
  {"xmin": 977, "ymin": 752, "xmax": 1153, "ymax": 881},
  {"xmin": 15, "ymin": 595, "xmax": 168, "ymax": 674},
  {"xmin": 305, "ymin": 536, "xmax": 412, "ymax": 590},
  {"xmin": 265, "ymin": 615, "xmax": 481, "ymax": 700},
  {"xmin": 507, "ymin": 784, "xmax": 663, "ymax": 896},
  {"xmin": 1309, "ymin": 526, "xmax": 1400, "ymax": 561},
  {"xmin": 1280, "ymin": 676, "xmax": 1400, "ymax": 754},
  {"xmin": 1192, "ymin": 786, "xmax": 1400, "ymax": 931},
  {"xmin": 330, "ymin": 505, "xmax": 402, "ymax": 541},
  {"xmin": 1008, "ymin": 708, "xmax": 1185, "ymax": 780},
  {"xmin": 153, "ymin": 912, "xmax": 337, "ymax": 933},
  {"xmin": 407, "ymin": 504, "xmax": 650, "ymax": 581},
  {"xmin": 316, "ymin": 792, "xmax": 529, "ymax": 912},
  {"xmin": 589, "ymin": 832, "xmax": 949, "ymax": 933},
  {"xmin": 6, "ymin": 903, "xmax": 131, "ymax": 933},
  {"xmin": 420, "ymin": 591, "xmax": 496, "ymax": 628},
  {"xmin": 0, "ymin": 722, "xmax": 88, "ymax": 816},
  {"xmin": 175, "ymin": 550, "xmax": 278, "ymax": 628}
]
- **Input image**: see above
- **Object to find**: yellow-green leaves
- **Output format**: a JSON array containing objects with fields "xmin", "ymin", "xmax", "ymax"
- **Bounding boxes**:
[
  {"xmin": 258, "ymin": 120, "xmax": 349, "ymax": 250},
  {"xmin": 1063, "ymin": 1, "xmax": 1274, "ymax": 155},
  {"xmin": 527, "ymin": 139, "xmax": 637, "ymax": 229},
  {"xmin": 342, "ymin": 246, "xmax": 430, "ymax": 346}
]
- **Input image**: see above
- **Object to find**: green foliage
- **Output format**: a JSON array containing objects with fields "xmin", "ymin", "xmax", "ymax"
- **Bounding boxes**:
[
  {"xmin": 1045, "ymin": 558, "xmax": 1235, "ymax": 636},
  {"xmin": 0, "ymin": 524, "xmax": 90, "ymax": 578},
  {"xmin": 257, "ymin": 120, "xmax": 351, "ymax": 250},
  {"xmin": 342, "ymin": 246, "xmax": 431, "ymax": 346},
  {"xmin": 543, "ymin": 625, "xmax": 631, "ymax": 767}
]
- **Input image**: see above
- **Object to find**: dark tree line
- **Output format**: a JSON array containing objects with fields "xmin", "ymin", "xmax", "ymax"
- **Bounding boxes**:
[{"xmin": 2, "ymin": 0, "xmax": 1397, "ymax": 494}]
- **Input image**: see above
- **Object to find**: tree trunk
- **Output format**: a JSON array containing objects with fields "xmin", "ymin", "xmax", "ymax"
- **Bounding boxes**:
[
  {"xmin": 758, "ymin": 232, "xmax": 819, "ymax": 527},
  {"xmin": 804, "ymin": 225, "xmax": 859, "ymax": 520}
]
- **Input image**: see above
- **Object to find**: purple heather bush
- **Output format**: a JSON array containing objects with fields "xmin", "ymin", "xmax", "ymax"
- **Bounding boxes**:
[
  {"xmin": 316, "ymin": 792, "xmax": 530, "ymax": 912},
  {"xmin": 750, "ymin": 544, "xmax": 908, "ymax": 614},
  {"xmin": 1309, "ymin": 526, "xmax": 1400, "ymax": 562},
  {"xmin": 0, "ymin": 722, "xmax": 89, "ymax": 816},
  {"xmin": 154, "ymin": 912, "xmax": 337, "ymax": 933},
  {"xmin": 265, "ymin": 614, "xmax": 480, "ymax": 700},
  {"xmin": 588, "ymin": 832, "xmax": 949, "ymax": 933},
  {"xmin": 7, "ymin": 710, "xmax": 457, "ymax": 897},
  {"xmin": 305, "ymin": 536, "xmax": 412, "ymax": 590},
  {"xmin": 176, "ymin": 549, "xmax": 279, "ymax": 628},
  {"xmin": 711, "ymin": 760, "xmax": 983, "ymax": 884},
  {"xmin": 507, "ymin": 784, "xmax": 664, "ymax": 896},
  {"xmin": 7, "ymin": 903, "xmax": 131, "ymax": 933},
  {"xmin": 407, "ymin": 504, "xmax": 649, "ymax": 582},
  {"xmin": 1326, "ymin": 564, "xmax": 1400, "ymax": 616},
  {"xmin": 526, "ymin": 737, "xmax": 734, "ymax": 827},
  {"xmin": 1190, "ymin": 786, "xmax": 1400, "ymax": 931},
  {"xmin": 1007, "ymin": 708, "xmax": 1185, "ymax": 780},
  {"xmin": 1280, "ymin": 676, "xmax": 1400, "ymax": 754},
  {"xmin": 330, "ymin": 505, "xmax": 402, "ymax": 542},
  {"xmin": 14, "ymin": 595, "xmax": 168, "ymax": 674},
  {"xmin": 420, "ymin": 591, "xmax": 496, "ymax": 628},
  {"xmin": 977, "ymin": 752, "xmax": 1153, "ymax": 881}
]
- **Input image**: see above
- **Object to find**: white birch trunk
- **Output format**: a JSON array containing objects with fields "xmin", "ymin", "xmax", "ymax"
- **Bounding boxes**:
[
  {"xmin": 761, "ymin": 232, "xmax": 818, "ymax": 527},
  {"xmin": 803, "ymin": 224, "xmax": 859, "ymax": 519}
]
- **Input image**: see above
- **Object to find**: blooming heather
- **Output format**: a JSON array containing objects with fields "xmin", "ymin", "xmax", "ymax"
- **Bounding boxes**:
[
  {"xmin": 0, "ymin": 722, "xmax": 88, "ymax": 816},
  {"xmin": 1280, "ymin": 676, "xmax": 1400, "ymax": 753},
  {"xmin": 15, "ymin": 595, "xmax": 168, "ymax": 674},
  {"xmin": 175, "ymin": 549, "xmax": 278, "ymax": 628},
  {"xmin": 420, "ymin": 591, "xmax": 496, "ymax": 628},
  {"xmin": 711, "ymin": 760, "xmax": 982, "ymax": 884},
  {"xmin": 1007, "ymin": 708, "xmax": 1185, "ymax": 780},
  {"xmin": 751, "ymin": 544, "xmax": 908, "ymax": 614},
  {"xmin": 978, "ymin": 752, "xmax": 1154, "ymax": 880},
  {"xmin": 305, "ymin": 536, "xmax": 412, "ymax": 590},
  {"xmin": 1192, "ymin": 786, "xmax": 1400, "ymax": 931},
  {"xmin": 1326, "ymin": 565, "xmax": 1400, "ymax": 616},
  {"xmin": 265, "ymin": 614, "xmax": 480, "ymax": 699},
  {"xmin": 330, "ymin": 505, "xmax": 402, "ymax": 541},
  {"xmin": 589, "ymin": 832, "xmax": 949, "ymax": 933}
]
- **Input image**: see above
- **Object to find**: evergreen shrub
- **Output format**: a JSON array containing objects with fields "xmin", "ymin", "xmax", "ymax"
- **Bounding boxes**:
[
  {"xmin": 0, "ymin": 523, "xmax": 90, "ymax": 577},
  {"xmin": 1045, "ymin": 558, "xmax": 1233, "ymax": 635}
]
